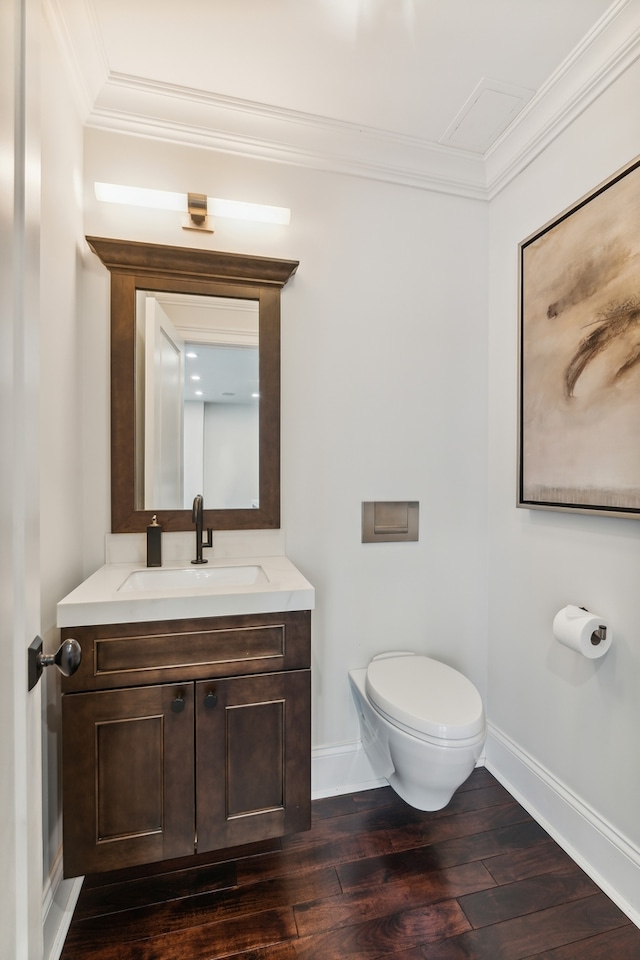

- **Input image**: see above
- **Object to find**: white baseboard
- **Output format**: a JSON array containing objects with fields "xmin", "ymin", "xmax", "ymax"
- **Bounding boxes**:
[
  {"xmin": 311, "ymin": 739, "xmax": 489, "ymax": 801},
  {"xmin": 486, "ymin": 722, "xmax": 640, "ymax": 927},
  {"xmin": 312, "ymin": 740, "xmax": 387, "ymax": 799},
  {"xmin": 43, "ymin": 849, "xmax": 83, "ymax": 960}
]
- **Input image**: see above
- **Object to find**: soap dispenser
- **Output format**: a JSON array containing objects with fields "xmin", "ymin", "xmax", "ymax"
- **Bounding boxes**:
[{"xmin": 146, "ymin": 515, "xmax": 162, "ymax": 567}]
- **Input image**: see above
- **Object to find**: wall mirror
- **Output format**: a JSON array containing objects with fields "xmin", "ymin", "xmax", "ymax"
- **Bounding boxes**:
[{"xmin": 87, "ymin": 237, "xmax": 298, "ymax": 533}]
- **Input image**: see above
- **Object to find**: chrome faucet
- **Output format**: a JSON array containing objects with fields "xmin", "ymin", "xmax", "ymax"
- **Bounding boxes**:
[{"xmin": 191, "ymin": 494, "xmax": 213, "ymax": 564}]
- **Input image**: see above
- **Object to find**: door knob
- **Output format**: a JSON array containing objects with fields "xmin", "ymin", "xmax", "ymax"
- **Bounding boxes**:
[
  {"xmin": 204, "ymin": 691, "xmax": 218, "ymax": 709},
  {"xmin": 28, "ymin": 636, "xmax": 81, "ymax": 691},
  {"xmin": 171, "ymin": 694, "xmax": 186, "ymax": 713}
]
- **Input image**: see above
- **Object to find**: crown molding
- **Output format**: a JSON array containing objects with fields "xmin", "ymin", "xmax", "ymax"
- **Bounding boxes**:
[
  {"xmin": 43, "ymin": 0, "xmax": 109, "ymax": 121},
  {"xmin": 87, "ymin": 74, "xmax": 488, "ymax": 200},
  {"xmin": 48, "ymin": 0, "xmax": 637, "ymax": 202},
  {"xmin": 486, "ymin": 0, "xmax": 640, "ymax": 198}
]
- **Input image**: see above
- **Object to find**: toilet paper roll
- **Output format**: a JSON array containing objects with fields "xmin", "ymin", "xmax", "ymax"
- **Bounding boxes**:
[{"xmin": 552, "ymin": 605, "xmax": 612, "ymax": 659}]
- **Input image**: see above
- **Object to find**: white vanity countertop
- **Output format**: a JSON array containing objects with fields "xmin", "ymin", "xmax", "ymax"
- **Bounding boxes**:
[{"xmin": 57, "ymin": 555, "xmax": 315, "ymax": 627}]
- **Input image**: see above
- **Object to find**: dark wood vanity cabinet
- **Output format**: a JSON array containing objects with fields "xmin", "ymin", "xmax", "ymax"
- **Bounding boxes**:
[{"xmin": 60, "ymin": 610, "xmax": 311, "ymax": 878}]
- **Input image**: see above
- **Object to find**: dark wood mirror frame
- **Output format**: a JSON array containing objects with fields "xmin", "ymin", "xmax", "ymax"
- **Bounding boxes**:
[{"xmin": 86, "ymin": 237, "xmax": 298, "ymax": 533}]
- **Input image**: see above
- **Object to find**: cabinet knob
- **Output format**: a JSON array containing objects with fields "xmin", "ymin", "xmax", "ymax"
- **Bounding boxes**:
[
  {"xmin": 171, "ymin": 694, "xmax": 186, "ymax": 713},
  {"xmin": 204, "ymin": 691, "xmax": 218, "ymax": 709}
]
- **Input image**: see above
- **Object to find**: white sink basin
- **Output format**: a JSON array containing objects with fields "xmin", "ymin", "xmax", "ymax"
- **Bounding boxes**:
[
  {"xmin": 57, "ymin": 555, "xmax": 314, "ymax": 627},
  {"xmin": 118, "ymin": 564, "xmax": 267, "ymax": 592}
]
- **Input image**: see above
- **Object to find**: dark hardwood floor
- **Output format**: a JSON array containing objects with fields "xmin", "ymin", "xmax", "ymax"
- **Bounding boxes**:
[{"xmin": 60, "ymin": 768, "xmax": 640, "ymax": 959}]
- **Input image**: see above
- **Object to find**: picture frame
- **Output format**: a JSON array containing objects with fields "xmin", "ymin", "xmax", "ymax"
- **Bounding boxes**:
[{"xmin": 518, "ymin": 155, "xmax": 640, "ymax": 518}]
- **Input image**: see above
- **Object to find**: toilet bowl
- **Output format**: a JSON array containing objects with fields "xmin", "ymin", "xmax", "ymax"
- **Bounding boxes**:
[{"xmin": 349, "ymin": 652, "xmax": 486, "ymax": 811}]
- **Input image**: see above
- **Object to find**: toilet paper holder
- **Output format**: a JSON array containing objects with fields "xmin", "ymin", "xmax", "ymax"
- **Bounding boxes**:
[
  {"xmin": 553, "ymin": 605, "xmax": 611, "ymax": 659},
  {"xmin": 578, "ymin": 606, "xmax": 607, "ymax": 647}
]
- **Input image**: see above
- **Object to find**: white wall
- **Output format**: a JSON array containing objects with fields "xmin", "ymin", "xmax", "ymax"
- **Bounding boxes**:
[
  {"xmin": 203, "ymin": 402, "xmax": 258, "ymax": 508},
  {"xmin": 39, "ymin": 10, "xmax": 86, "ymax": 954},
  {"xmin": 1, "ymin": 1, "xmax": 43, "ymax": 954},
  {"xmin": 184, "ymin": 400, "xmax": 205, "ymax": 507},
  {"xmin": 83, "ymin": 128, "xmax": 490, "ymax": 757},
  {"xmin": 488, "ymin": 56, "xmax": 640, "ymax": 913}
]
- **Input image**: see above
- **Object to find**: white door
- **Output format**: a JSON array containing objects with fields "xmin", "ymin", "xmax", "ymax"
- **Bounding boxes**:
[
  {"xmin": 144, "ymin": 297, "xmax": 185, "ymax": 509},
  {"xmin": 0, "ymin": 0, "xmax": 44, "ymax": 957}
]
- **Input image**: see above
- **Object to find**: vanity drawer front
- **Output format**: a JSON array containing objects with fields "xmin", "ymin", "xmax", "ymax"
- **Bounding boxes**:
[{"xmin": 61, "ymin": 610, "xmax": 311, "ymax": 691}]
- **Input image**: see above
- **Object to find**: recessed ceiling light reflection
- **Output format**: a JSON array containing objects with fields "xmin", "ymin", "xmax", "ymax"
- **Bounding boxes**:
[
  {"xmin": 191, "ymin": 375, "xmax": 201, "ymax": 381},
  {"xmin": 195, "ymin": 390, "xmax": 203, "ymax": 396},
  {"xmin": 186, "ymin": 351, "xmax": 198, "ymax": 359}
]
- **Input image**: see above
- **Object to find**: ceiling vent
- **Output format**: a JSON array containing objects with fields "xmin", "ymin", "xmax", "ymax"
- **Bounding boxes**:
[{"xmin": 440, "ymin": 77, "xmax": 534, "ymax": 154}]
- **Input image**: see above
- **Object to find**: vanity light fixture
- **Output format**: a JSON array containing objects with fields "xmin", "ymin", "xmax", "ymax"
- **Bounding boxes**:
[
  {"xmin": 186, "ymin": 192, "xmax": 210, "ymax": 232},
  {"xmin": 94, "ymin": 182, "xmax": 291, "ymax": 231}
]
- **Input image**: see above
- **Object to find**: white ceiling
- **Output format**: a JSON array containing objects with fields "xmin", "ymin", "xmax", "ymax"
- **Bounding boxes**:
[
  {"xmin": 152, "ymin": 292, "xmax": 259, "ymax": 404},
  {"xmin": 55, "ymin": 0, "xmax": 627, "ymax": 194},
  {"xmin": 52, "ymin": 0, "xmax": 640, "ymax": 199},
  {"xmin": 86, "ymin": 0, "xmax": 612, "ymax": 143}
]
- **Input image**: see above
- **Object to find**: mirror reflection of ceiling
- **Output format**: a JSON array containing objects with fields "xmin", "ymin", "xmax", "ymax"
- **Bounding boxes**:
[
  {"xmin": 60, "ymin": 1, "xmax": 613, "ymax": 188},
  {"xmin": 183, "ymin": 344, "xmax": 259, "ymax": 406},
  {"xmin": 149, "ymin": 292, "xmax": 259, "ymax": 405}
]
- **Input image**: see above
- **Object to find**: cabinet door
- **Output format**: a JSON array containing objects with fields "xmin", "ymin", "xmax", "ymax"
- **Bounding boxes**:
[
  {"xmin": 196, "ymin": 671, "xmax": 311, "ymax": 852},
  {"xmin": 62, "ymin": 683, "xmax": 195, "ymax": 877}
]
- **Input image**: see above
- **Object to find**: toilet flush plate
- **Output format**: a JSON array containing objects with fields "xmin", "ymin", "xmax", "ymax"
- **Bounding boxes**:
[{"xmin": 362, "ymin": 501, "xmax": 419, "ymax": 543}]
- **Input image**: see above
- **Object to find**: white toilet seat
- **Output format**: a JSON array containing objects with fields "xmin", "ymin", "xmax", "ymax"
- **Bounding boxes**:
[{"xmin": 365, "ymin": 653, "xmax": 485, "ymax": 745}]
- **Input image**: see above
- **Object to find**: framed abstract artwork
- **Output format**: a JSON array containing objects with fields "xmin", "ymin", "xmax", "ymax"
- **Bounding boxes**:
[{"xmin": 518, "ymin": 156, "xmax": 640, "ymax": 518}]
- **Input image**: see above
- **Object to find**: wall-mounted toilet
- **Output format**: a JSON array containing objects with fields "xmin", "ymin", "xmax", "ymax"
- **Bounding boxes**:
[{"xmin": 349, "ymin": 651, "xmax": 486, "ymax": 811}]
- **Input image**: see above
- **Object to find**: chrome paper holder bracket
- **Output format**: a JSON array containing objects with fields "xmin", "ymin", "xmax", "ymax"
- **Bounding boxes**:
[{"xmin": 591, "ymin": 625, "xmax": 607, "ymax": 646}]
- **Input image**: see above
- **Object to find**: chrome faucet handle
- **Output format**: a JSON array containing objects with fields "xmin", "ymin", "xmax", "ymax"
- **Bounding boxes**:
[{"xmin": 191, "ymin": 493, "xmax": 212, "ymax": 564}]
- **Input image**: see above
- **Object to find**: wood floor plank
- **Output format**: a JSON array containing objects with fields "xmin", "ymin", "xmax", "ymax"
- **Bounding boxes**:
[
  {"xmin": 445, "ymin": 782, "xmax": 518, "ymax": 813},
  {"xmin": 368, "ymin": 950, "xmax": 428, "ymax": 960},
  {"xmin": 351, "ymin": 786, "xmax": 404, "ymax": 810},
  {"xmin": 212, "ymin": 945, "xmax": 298, "ymax": 960},
  {"xmin": 413, "ymin": 894, "xmax": 630, "ymax": 960},
  {"xmin": 311, "ymin": 793, "xmax": 362, "ymax": 821},
  {"xmin": 280, "ymin": 807, "xmax": 411, "ymax": 850},
  {"xmin": 61, "ymin": 906, "xmax": 297, "ymax": 960},
  {"xmin": 283, "ymin": 784, "xmax": 517, "ymax": 856},
  {"xmin": 294, "ymin": 861, "xmax": 495, "ymax": 937},
  {"xmin": 481, "ymin": 839, "xmax": 582, "ymax": 885},
  {"xmin": 337, "ymin": 819, "xmax": 548, "ymax": 892},
  {"xmin": 236, "ymin": 828, "xmax": 394, "ymax": 885},
  {"xmin": 456, "ymin": 767, "xmax": 497, "ymax": 792},
  {"xmin": 292, "ymin": 899, "xmax": 470, "ymax": 960},
  {"xmin": 79, "ymin": 837, "xmax": 279, "ymax": 889},
  {"xmin": 527, "ymin": 922, "xmax": 640, "ymax": 959},
  {"xmin": 62, "ymin": 868, "xmax": 339, "ymax": 951},
  {"xmin": 458, "ymin": 869, "xmax": 599, "ymax": 928},
  {"xmin": 72, "ymin": 859, "xmax": 237, "ymax": 920},
  {"xmin": 386, "ymin": 799, "xmax": 533, "ymax": 853}
]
